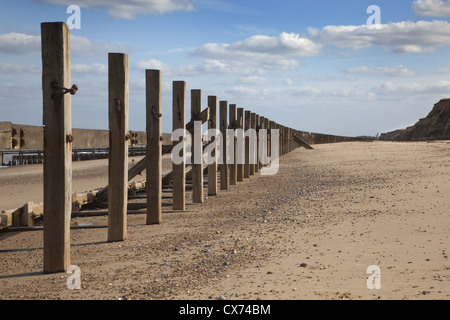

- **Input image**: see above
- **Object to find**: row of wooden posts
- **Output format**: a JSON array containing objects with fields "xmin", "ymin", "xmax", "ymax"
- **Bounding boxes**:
[{"xmin": 41, "ymin": 22, "xmax": 316, "ymax": 274}]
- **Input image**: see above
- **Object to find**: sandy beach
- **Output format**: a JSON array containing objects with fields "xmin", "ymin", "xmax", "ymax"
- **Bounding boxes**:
[{"xmin": 0, "ymin": 141, "xmax": 449, "ymax": 300}]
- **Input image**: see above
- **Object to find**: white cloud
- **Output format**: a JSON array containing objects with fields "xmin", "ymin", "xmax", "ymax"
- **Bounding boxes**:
[
  {"xmin": 135, "ymin": 59, "xmax": 172, "ymax": 73},
  {"xmin": 0, "ymin": 33, "xmax": 41, "ymax": 55},
  {"xmin": 280, "ymin": 79, "xmax": 450, "ymax": 103},
  {"xmin": 284, "ymin": 78, "xmax": 294, "ymax": 85},
  {"xmin": 281, "ymin": 86, "xmax": 377, "ymax": 102},
  {"xmin": 372, "ymin": 80, "xmax": 450, "ymax": 96},
  {"xmin": 36, "ymin": 0, "xmax": 195, "ymax": 19},
  {"xmin": 71, "ymin": 35, "xmax": 129, "ymax": 57},
  {"xmin": 194, "ymin": 32, "xmax": 322, "ymax": 73},
  {"xmin": 345, "ymin": 65, "xmax": 417, "ymax": 77},
  {"xmin": 301, "ymin": 73, "xmax": 336, "ymax": 81},
  {"xmin": 226, "ymin": 86, "xmax": 263, "ymax": 97},
  {"xmin": 392, "ymin": 44, "xmax": 435, "ymax": 54},
  {"xmin": 308, "ymin": 20, "xmax": 450, "ymax": 54},
  {"xmin": 238, "ymin": 76, "xmax": 270, "ymax": 85},
  {"xmin": 437, "ymin": 66, "xmax": 450, "ymax": 73},
  {"xmin": 0, "ymin": 32, "xmax": 128, "ymax": 57},
  {"xmin": 196, "ymin": 32, "xmax": 322, "ymax": 58},
  {"xmin": 228, "ymin": 33, "xmax": 322, "ymax": 56},
  {"xmin": 0, "ymin": 64, "xmax": 41, "ymax": 74},
  {"xmin": 72, "ymin": 63, "xmax": 107, "ymax": 74},
  {"xmin": 413, "ymin": 0, "xmax": 450, "ymax": 17},
  {"xmin": 134, "ymin": 58, "xmax": 241, "ymax": 76},
  {"xmin": 0, "ymin": 83, "xmax": 41, "ymax": 100},
  {"xmin": 197, "ymin": 41, "xmax": 296, "ymax": 69},
  {"xmin": 0, "ymin": 63, "xmax": 106, "ymax": 75},
  {"xmin": 283, "ymin": 87, "xmax": 321, "ymax": 96},
  {"xmin": 192, "ymin": 0, "xmax": 249, "ymax": 14},
  {"xmin": 179, "ymin": 59, "xmax": 233, "ymax": 75}
]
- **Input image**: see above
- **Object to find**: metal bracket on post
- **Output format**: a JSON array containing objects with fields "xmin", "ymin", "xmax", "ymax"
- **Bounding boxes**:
[
  {"xmin": 51, "ymin": 81, "xmax": 78, "ymax": 100},
  {"xmin": 152, "ymin": 106, "xmax": 162, "ymax": 119},
  {"xmin": 66, "ymin": 134, "xmax": 74, "ymax": 144}
]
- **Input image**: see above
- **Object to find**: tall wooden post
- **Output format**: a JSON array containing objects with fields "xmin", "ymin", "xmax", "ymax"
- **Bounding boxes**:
[
  {"xmin": 268, "ymin": 120, "xmax": 272, "ymax": 165},
  {"xmin": 285, "ymin": 126, "xmax": 288, "ymax": 154},
  {"xmin": 236, "ymin": 108, "xmax": 244, "ymax": 182},
  {"xmin": 250, "ymin": 113, "xmax": 256, "ymax": 176},
  {"xmin": 244, "ymin": 110, "xmax": 251, "ymax": 179},
  {"xmin": 288, "ymin": 128, "xmax": 294, "ymax": 152},
  {"xmin": 219, "ymin": 101, "xmax": 228, "ymax": 190},
  {"xmin": 279, "ymin": 124, "xmax": 283, "ymax": 156},
  {"xmin": 146, "ymin": 70, "xmax": 162, "ymax": 225},
  {"xmin": 207, "ymin": 96, "xmax": 218, "ymax": 196},
  {"xmin": 259, "ymin": 116, "xmax": 265, "ymax": 169},
  {"xmin": 191, "ymin": 90, "xmax": 203, "ymax": 203},
  {"xmin": 278, "ymin": 124, "xmax": 282, "ymax": 156},
  {"xmin": 279, "ymin": 123, "xmax": 282, "ymax": 154},
  {"xmin": 255, "ymin": 114, "xmax": 260, "ymax": 173},
  {"xmin": 173, "ymin": 81, "xmax": 186, "ymax": 210},
  {"xmin": 42, "ymin": 22, "xmax": 72, "ymax": 273},
  {"xmin": 229, "ymin": 104, "xmax": 237, "ymax": 186},
  {"xmin": 108, "ymin": 53, "xmax": 129, "ymax": 242},
  {"xmin": 286, "ymin": 127, "xmax": 289, "ymax": 153}
]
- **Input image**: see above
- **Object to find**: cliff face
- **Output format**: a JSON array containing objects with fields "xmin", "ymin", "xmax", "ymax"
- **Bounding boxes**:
[{"xmin": 380, "ymin": 98, "xmax": 450, "ymax": 141}]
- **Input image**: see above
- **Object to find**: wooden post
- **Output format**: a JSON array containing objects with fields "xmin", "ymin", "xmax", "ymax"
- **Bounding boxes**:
[
  {"xmin": 270, "ymin": 121, "xmax": 282, "ymax": 157},
  {"xmin": 236, "ymin": 108, "xmax": 244, "ymax": 182},
  {"xmin": 250, "ymin": 113, "xmax": 256, "ymax": 176},
  {"xmin": 173, "ymin": 81, "xmax": 186, "ymax": 210},
  {"xmin": 229, "ymin": 104, "xmax": 237, "ymax": 185},
  {"xmin": 146, "ymin": 70, "xmax": 162, "ymax": 225},
  {"xmin": 289, "ymin": 128, "xmax": 292, "ymax": 152},
  {"xmin": 268, "ymin": 120, "xmax": 272, "ymax": 165},
  {"xmin": 191, "ymin": 90, "xmax": 203, "ymax": 203},
  {"xmin": 285, "ymin": 127, "xmax": 288, "ymax": 153},
  {"xmin": 23, "ymin": 202, "xmax": 35, "ymax": 227},
  {"xmin": 280, "ymin": 124, "xmax": 284, "ymax": 156},
  {"xmin": 275, "ymin": 123, "xmax": 280, "ymax": 156},
  {"xmin": 285, "ymin": 127, "xmax": 291, "ymax": 153},
  {"xmin": 207, "ymin": 96, "xmax": 218, "ymax": 196},
  {"xmin": 41, "ymin": 22, "xmax": 72, "ymax": 273},
  {"xmin": 259, "ymin": 116, "xmax": 265, "ymax": 169},
  {"xmin": 288, "ymin": 127, "xmax": 291, "ymax": 152},
  {"xmin": 255, "ymin": 114, "xmax": 260, "ymax": 173},
  {"xmin": 244, "ymin": 110, "xmax": 251, "ymax": 179},
  {"xmin": 219, "ymin": 101, "xmax": 228, "ymax": 190},
  {"xmin": 108, "ymin": 53, "xmax": 129, "ymax": 242}
]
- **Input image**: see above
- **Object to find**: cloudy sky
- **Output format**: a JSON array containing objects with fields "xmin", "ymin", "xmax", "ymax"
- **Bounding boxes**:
[{"xmin": 1, "ymin": 0, "xmax": 450, "ymax": 137}]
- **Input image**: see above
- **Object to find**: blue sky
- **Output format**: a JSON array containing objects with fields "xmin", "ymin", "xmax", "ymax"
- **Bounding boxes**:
[{"xmin": 1, "ymin": 0, "xmax": 450, "ymax": 136}]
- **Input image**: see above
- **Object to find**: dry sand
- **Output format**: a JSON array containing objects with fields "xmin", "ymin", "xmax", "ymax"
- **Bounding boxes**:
[{"xmin": 0, "ymin": 141, "xmax": 449, "ymax": 300}]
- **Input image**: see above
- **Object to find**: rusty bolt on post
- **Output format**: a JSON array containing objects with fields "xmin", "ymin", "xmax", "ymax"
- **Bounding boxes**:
[
  {"xmin": 66, "ymin": 134, "xmax": 74, "ymax": 143},
  {"xmin": 152, "ymin": 106, "xmax": 162, "ymax": 119},
  {"xmin": 115, "ymin": 99, "xmax": 121, "ymax": 112},
  {"xmin": 51, "ymin": 82, "xmax": 78, "ymax": 99}
]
